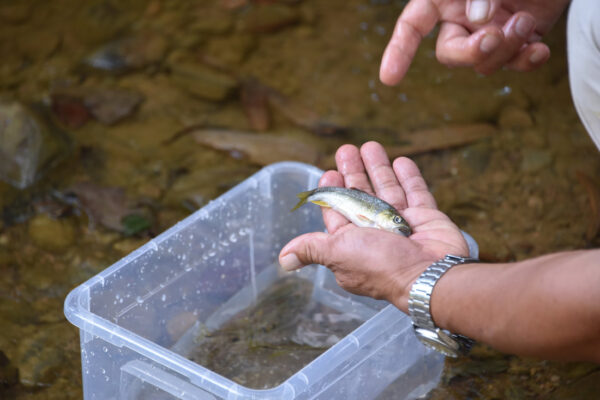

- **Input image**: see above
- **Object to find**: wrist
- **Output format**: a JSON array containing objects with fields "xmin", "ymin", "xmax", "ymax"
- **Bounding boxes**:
[{"xmin": 390, "ymin": 259, "xmax": 436, "ymax": 314}]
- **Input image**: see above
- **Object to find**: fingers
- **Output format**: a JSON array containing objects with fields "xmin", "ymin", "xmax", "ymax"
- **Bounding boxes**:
[
  {"xmin": 279, "ymin": 232, "xmax": 331, "ymax": 271},
  {"xmin": 474, "ymin": 12, "xmax": 538, "ymax": 75},
  {"xmin": 392, "ymin": 157, "xmax": 437, "ymax": 209},
  {"xmin": 505, "ymin": 41, "xmax": 550, "ymax": 72},
  {"xmin": 319, "ymin": 170, "xmax": 350, "ymax": 234},
  {"xmin": 466, "ymin": 0, "xmax": 502, "ymax": 24},
  {"xmin": 380, "ymin": 0, "xmax": 441, "ymax": 85},
  {"xmin": 335, "ymin": 144, "xmax": 373, "ymax": 194},
  {"xmin": 436, "ymin": 23, "xmax": 503, "ymax": 67},
  {"xmin": 360, "ymin": 142, "xmax": 408, "ymax": 210}
]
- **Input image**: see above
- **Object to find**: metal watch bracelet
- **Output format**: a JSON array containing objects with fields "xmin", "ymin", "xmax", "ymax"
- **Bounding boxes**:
[{"xmin": 408, "ymin": 254, "xmax": 478, "ymax": 357}]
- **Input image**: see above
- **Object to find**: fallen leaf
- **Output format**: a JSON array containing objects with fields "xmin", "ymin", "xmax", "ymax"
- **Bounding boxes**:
[
  {"xmin": 67, "ymin": 182, "xmax": 138, "ymax": 232},
  {"xmin": 319, "ymin": 123, "xmax": 498, "ymax": 169},
  {"xmin": 187, "ymin": 127, "xmax": 321, "ymax": 165}
]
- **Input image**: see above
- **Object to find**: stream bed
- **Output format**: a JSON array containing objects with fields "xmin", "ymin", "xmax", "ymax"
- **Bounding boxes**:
[{"xmin": 1, "ymin": 0, "xmax": 599, "ymax": 398}]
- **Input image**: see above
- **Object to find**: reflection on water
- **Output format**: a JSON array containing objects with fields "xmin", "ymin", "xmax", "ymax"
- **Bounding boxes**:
[{"xmin": 0, "ymin": 0, "xmax": 599, "ymax": 399}]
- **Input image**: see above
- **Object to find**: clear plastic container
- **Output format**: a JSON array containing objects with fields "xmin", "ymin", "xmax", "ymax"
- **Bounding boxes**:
[{"xmin": 64, "ymin": 162, "xmax": 450, "ymax": 400}]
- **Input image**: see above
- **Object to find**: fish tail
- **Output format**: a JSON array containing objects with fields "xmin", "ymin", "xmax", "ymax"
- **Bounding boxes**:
[{"xmin": 291, "ymin": 190, "xmax": 314, "ymax": 212}]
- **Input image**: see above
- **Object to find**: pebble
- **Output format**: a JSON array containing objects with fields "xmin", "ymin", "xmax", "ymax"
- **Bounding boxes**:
[
  {"xmin": 169, "ymin": 62, "xmax": 238, "ymax": 101},
  {"xmin": 520, "ymin": 148, "xmax": 553, "ymax": 173},
  {"xmin": 0, "ymin": 3, "xmax": 33, "ymax": 24},
  {"xmin": 0, "ymin": 99, "xmax": 71, "ymax": 189},
  {"xmin": 82, "ymin": 87, "xmax": 145, "ymax": 125},
  {"xmin": 498, "ymin": 105, "xmax": 534, "ymax": 130},
  {"xmin": 16, "ymin": 323, "xmax": 77, "ymax": 387},
  {"xmin": 0, "ymin": 350, "xmax": 18, "ymax": 388},
  {"xmin": 203, "ymin": 35, "xmax": 257, "ymax": 65},
  {"xmin": 239, "ymin": 4, "xmax": 300, "ymax": 33},
  {"xmin": 189, "ymin": 9, "xmax": 233, "ymax": 34},
  {"xmin": 28, "ymin": 214, "xmax": 76, "ymax": 253},
  {"xmin": 86, "ymin": 32, "xmax": 169, "ymax": 72}
]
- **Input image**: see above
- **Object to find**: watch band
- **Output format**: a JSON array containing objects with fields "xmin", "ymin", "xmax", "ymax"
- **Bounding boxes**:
[{"xmin": 408, "ymin": 254, "xmax": 478, "ymax": 357}]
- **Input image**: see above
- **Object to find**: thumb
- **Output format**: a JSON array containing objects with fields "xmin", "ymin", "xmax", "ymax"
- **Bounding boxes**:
[
  {"xmin": 279, "ymin": 232, "xmax": 332, "ymax": 271},
  {"xmin": 466, "ymin": 0, "xmax": 500, "ymax": 24}
]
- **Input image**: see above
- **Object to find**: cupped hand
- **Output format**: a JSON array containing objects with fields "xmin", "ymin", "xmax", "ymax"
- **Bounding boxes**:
[
  {"xmin": 278, "ymin": 142, "xmax": 468, "ymax": 313},
  {"xmin": 380, "ymin": 0, "xmax": 571, "ymax": 84}
]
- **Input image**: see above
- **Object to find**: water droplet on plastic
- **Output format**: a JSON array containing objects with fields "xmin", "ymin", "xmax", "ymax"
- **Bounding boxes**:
[
  {"xmin": 161, "ymin": 294, "xmax": 166, "ymax": 302},
  {"xmin": 229, "ymin": 233, "xmax": 237, "ymax": 243},
  {"xmin": 136, "ymin": 296, "xmax": 144, "ymax": 304},
  {"xmin": 102, "ymin": 346, "xmax": 108, "ymax": 353},
  {"xmin": 219, "ymin": 260, "xmax": 225, "ymax": 266}
]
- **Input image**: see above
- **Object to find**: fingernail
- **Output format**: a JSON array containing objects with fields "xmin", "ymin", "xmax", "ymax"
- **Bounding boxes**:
[
  {"xmin": 468, "ymin": 0, "xmax": 489, "ymax": 23},
  {"xmin": 515, "ymin": 15, "xmax": 535, "ymax": 38},
  {"xmin": 480, "ymin": 34, "xmax": 500, "ymax": 53},
  {"xmin": 280, "ymin": 253, "xmax": 302, "ymax": 271},
  {"xmin": 529, "ymin": 49, "xmax": 546, "ymax": 64}
]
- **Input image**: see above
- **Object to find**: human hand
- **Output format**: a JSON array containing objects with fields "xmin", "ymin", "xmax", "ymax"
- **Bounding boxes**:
[
  {"xmin": 278, "ymin": 142, "xmax": 468, "ymax": 313},
  {"xmin": 380, "ymin": 0, "xmax": 571, "ymax": 84}
]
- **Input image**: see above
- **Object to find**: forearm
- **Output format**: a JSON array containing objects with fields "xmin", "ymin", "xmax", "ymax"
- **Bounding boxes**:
[{"xmin": 430, "ymin": 249, "xmax": 600, "ymax": 361}]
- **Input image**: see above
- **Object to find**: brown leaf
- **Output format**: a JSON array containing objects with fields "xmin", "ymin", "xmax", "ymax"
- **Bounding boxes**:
[
  {"xmin": 319, "ymin": 123, "xmax": 497, "ymax": 170},
  {"xmin": 386, "ymin": 123, "xmax": 497, "ymax": 158},
  {"xmin": 190, "ymin": 128, "xmax": 321, "ymax": 165},
  {"xmin": 68, "ymin": 182, "xmax": 137, "ymax": 232}
]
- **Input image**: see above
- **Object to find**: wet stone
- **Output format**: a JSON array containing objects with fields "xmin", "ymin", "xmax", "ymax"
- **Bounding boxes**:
[
  {"xmin": 16, "ymin": 323, "xmax": 77, "ymax": 387},
  {"xmin": 0, "ymin": 350, "xmax": 18, "ymax": 388},
  {"xmin": 547, "ymin": 370, "xmax": 600, "ymax": 400},
  {"xmin": 170, "ymin": 62, "xmax": 238, "ymax": 101},
  {"xmin": 460, "ymin": 140, "xmax": 492, "ymax": 174},
  {"xmin": 520, "ymin": 148, "xmax": 553, "ymax": 173},
  {"xmin": 28, "ymin": 214, "xmax": 76, "ymax": 253},
  {"xmin": 0, "ymin": 3, "xmax": 33, "ymax": 24},
  {"xmin": 83, "ymin": 87, "xmax": 145, "ymax": 125},
  {"xmin": 203, "ymin": 35, "xmax": 257, "ymax": 65},
  {"xmin": 85, "ymin": 32, "xmax": 169, "ymax": 72},
  {"xmin": 0, "ymin": 99, "xmax": 71, "ymax": 189},
  {"xmin": 239, "ymin": 4, "xmax": 300, "ymax": 33},
  {"xmin": 189, "ymin": 9, "xmax": 233, "ymax": 34},
  {"xmin": 498, "ymin": 105, "xmax": 535, "ymax": 130}
]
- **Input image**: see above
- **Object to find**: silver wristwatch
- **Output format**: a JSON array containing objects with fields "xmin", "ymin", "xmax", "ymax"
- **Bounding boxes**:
[{"xmin": 408, "ymin": 254, "xmax": 478, "ymax": 357}]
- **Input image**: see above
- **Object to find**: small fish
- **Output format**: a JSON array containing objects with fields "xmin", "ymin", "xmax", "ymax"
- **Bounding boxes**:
[{"xmin": 292, "ymin": 187, "xmax": 412, "ymax": 236}]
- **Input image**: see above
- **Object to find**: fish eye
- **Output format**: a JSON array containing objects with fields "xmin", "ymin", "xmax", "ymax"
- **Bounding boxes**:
[{"xmin": 393, "ymin": 216, "xmax": 403, "ymax": 224}]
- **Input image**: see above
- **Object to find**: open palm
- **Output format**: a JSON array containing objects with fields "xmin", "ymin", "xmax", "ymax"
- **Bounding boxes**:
[{"xmin": 279, "ymin": 142, "xmax": 468, "ymax": 312}]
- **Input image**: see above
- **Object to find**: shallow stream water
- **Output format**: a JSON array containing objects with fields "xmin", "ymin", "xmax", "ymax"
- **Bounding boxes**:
[{"xmin": 1, "ymin": 0, "xmax": 599, "ymax": 398}]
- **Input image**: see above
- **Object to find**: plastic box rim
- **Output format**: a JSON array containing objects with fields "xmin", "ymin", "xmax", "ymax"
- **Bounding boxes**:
[{"xmin": 63, "ymin": 161, "xmax": 413, "ymax": 397}]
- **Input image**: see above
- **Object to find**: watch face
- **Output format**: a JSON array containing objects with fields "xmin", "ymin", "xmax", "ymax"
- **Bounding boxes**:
[{"xmin": 414, "ymin": 328, "xmax": 461, "ymax": 358}]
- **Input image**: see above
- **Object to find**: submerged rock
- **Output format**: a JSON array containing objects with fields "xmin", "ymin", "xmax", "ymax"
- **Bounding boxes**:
[
  {"xmin": 498, "ymin": 105, "xmax": 534, "ymax": 130},
  {"xmin": 16, "ymin": 322, "xmax": 77, "ymax": 387},
  {"xmin": 52, "ymin": 86, "xmax": 145, "ymax": 126},
  {"xmin": 520, "ymin": 148, "xmax": 552, "ymax": 173},
  {"xmin": 28, "ymin": 214, "xmax": 76, "ymax": 253},
  {"xmin": 85, "ymin": 32, "xmax": 169, "ymax": 72},
  {"xmin": 0, "ymin": 99, "xmax": 71, "ymax": 189},
  {"xmin": 169, "ymin": 62, "xmax": 238, "ymax": 101},
  {"xmin": 0, "ymin": 350, "xmax": 18, "ymax": 388},
  {"xmin": 83, "ymin": 87, "xmax": 145, "ymax": 125},
  {"xmin": 240, "ymin": 4, "xmax": 300, "ymax": 33}
]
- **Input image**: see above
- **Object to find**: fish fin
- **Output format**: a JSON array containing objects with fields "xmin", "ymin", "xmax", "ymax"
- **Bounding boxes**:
[
  {"xmin": 291, "ymin": 190, "xmax": 314, "ymax": 212},
  {"xmin": 357, "ymin": 214, "xmax": 372, "ymax": 223},
  {"xmin": 310, "ymin": 200, "xmax": 332, "ymax": 208}
]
